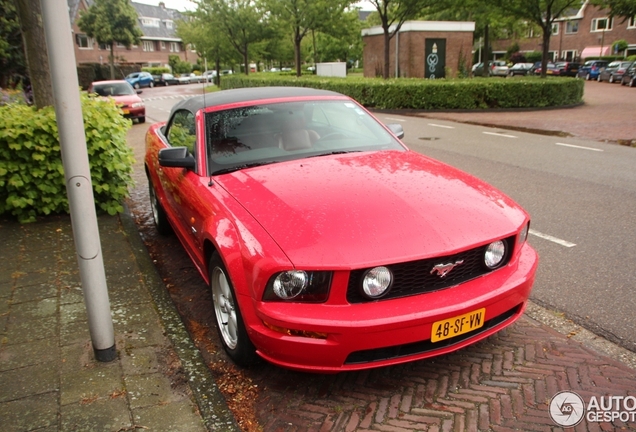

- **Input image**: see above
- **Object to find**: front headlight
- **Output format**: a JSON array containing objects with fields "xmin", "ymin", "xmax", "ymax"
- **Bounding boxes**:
[
  {"xmin": 263, "ymin": 271, "xmax": 332, "ymax": 302},
  {"xmin": 484, "ymin": 240, "xmax": 506, "ymax": 269},
  {"xmin": 132, "ymin": 102, "xmax": 144, "ymax": 108},
  {"xmin": 518, "ymin": 222, "xmax": 530, "ymax": 245}
]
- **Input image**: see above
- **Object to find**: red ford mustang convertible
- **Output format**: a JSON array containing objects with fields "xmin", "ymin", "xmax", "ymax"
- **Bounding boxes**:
[{"xmin": 145, "ymin": 87, "xmax": 538, "ymax": 372}]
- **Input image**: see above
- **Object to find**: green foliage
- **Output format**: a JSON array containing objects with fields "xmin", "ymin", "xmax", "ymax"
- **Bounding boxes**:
[
  {"xmin": 220, "ymin": 74, "xmax": 584, "ymax": 110},
  {"xmin": 525, "ymin": 51, "xmax": 543, "ymax": 63},
  {"xmin": 611, "ymin": 39, "xmax": 629, "ymax": 54},
  {"xmin": 0, "ymin": 0, "xmax": 25, "ymax": 88},
  {"xmin": 168, "ymin": 55, "xmax": 192, "ymax": 74},
  {"xmin": 0, "ymin": 93, "xmax": 134, "ymax": 222},
  {"xmin": 142, "ymin": 66, "xmax": 171, "ymax": 75}
]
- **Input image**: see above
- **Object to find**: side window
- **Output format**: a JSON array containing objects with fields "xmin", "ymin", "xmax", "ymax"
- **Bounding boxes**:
[{"xmin": 167, "ymin": 110, "xmax": 196, "ymax": 155}]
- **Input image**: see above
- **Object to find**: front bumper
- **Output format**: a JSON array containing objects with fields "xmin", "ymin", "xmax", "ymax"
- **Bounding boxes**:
[{"xmin": 247, "ymin": 244, "xmax": 538, "ymax": 372}]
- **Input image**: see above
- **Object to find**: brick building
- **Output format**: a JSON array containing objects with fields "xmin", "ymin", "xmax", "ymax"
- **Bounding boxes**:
[
  {"xmin": 68, "ymin": 0, "xmax": 198, "ymax": 69},
  {"xmin": 362, "ymin": 21, "xmax": 475, "ymax": 79},
  {"xmin": 492, "ymin": 0, "xmax": 636, "ymax": 61}
]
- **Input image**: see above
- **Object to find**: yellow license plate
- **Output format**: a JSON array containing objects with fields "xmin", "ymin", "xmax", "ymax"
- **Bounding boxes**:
[
  {"xmin": 431, "ymin": 308, "xmax": 485, "ymax": 342},
  {"xmin": 122, "ymin": 109, "xmax": 130, "ymax": 114}
]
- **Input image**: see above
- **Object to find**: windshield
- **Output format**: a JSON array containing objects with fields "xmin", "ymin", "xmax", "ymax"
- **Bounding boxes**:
[
  {"xmin": 206, "ymin": 100, "xmax": 405, "ymax": 175},
  {"xmin": 92, "ymin": 82, "xmax": 135, "ymax": 97}
]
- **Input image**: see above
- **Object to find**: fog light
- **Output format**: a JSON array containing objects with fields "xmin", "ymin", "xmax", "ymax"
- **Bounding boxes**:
[
  {"xmin": 484, "ymin": 241, "xmax": 506, "ymax": 269},
  {"xmin": 361, "ymin": 266, "xmax": 393, "ymax": 299}
]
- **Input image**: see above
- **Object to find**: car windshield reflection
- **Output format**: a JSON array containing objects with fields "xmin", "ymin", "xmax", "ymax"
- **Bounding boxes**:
[
  {"xmin": 93, "ymin": 83, "xmax": 135, "ymax": 97},
  {"xmin": 206, "ymin": 100, "xmax": 404, "ymax": 175}
]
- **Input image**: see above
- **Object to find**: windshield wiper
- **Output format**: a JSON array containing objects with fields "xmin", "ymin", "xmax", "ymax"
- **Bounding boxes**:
[
  {"xmin": 308, "ymin": 150, "xmax": 361, "ymax": 158},
  {"xmin": 212, "ymin": 161, "xmax": 277, "ymax": 175}
]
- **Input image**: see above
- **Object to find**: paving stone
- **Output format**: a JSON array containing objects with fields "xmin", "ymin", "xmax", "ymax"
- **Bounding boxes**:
[
  {"xmin": 3, "ymin": 315, "xmax": 57, "ymax": 345},
  {"xmin": 60, "ymin": 397, "xmax": 132, "ymax": 431},
  {"xmin": 11, "ymin": 282, "xmax": 58, "ymax": 304},
  {"xmin": 0, "ymin": 362, "xmax": 58, "ymax": 402},
  {"xmin": 120, "ymin": 345, "xmax": 161, "ymax": 376},
  {"xmin": 0, "ymin": 392, "xmax": 58, "ymax": 432},
  {"xmin": 0, "ymin": 337, "xmax": 59, "ymax": 372},
  {"xmin": 132, "ymin": 399, "xmax": 208, "ymax": 432},
  {"xmin": 60, "ymin": 361, "xmax": 124, "ymax": 406},
  {"xmin": 125, "ymin": 372, "xmax": 182, "ymax": 409},
  {"xmin": 60, "ymin": 301, "xmax": 88, "ymax": 324}
]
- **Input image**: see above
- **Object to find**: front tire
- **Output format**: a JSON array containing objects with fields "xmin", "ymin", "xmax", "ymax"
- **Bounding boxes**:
[
  {"xmin": 209, "ymin": 254, "xmax": 258, "ymax": 367},
  {"xmin": 609, "ymin": 75, "xmax": 614, "ymax": 83},
  {"xmin": 134, "ymin": 83, "xmax": 140, "ymax": 89},
  {"xmin": 148, "ymin": 180, "xmax": 171, "ymax": 235},
  {"xmin": 149, "ymin": 81, "xmax": 154, "ymax": 88}
]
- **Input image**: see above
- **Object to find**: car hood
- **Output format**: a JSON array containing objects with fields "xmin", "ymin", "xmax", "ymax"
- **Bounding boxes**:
[{"xmin": 216, "ymin": 151, "xmax": 527, "ymax": 268}]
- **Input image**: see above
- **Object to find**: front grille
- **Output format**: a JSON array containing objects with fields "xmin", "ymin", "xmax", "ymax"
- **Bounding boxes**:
[
  {"xmin": 346, "ymin": 236, "xmax": 515, "ymax": 304},
  {"xmin": 344, "ymin": 304, "xmax": 521, "ymax": 365}
]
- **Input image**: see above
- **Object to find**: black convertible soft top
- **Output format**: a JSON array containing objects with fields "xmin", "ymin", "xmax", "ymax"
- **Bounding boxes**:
[{"xmin": 169, "ymin": 86, "xmax": 345, "ymax": 117}]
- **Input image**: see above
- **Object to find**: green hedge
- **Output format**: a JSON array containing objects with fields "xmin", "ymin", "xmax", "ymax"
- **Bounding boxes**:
[
  {"xmin": 0, "ymin": 93, "xmax": 134, "ymax": 222},
  {"xmin": 220, "ymin": 75, "xmax": 584, "ymax": 110}
]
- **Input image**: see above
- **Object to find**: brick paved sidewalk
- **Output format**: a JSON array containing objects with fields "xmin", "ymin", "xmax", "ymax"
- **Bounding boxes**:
[
  {"xmin": 0, "ymin": 215, "xmax": 238, "ymax": 432},
  {"xmin": 253, "ymin": 308, "xmax": 636, "ymax": 431}
]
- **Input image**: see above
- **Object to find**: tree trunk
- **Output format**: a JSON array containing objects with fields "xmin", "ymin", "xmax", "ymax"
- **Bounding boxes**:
[
  {"xmin": 15, "ymin": 0, "xmax": 54, "ymax": 108},
  {"xmin": 383, "ymin": 30, "xmax": 390, "ymax": 79},
  {"xmin": 109, "ymin": 43, "xmax": 116, "ymax": 79},
  {"xmin": 482, "ymin": 24, "xmax": 490, "ymax": 78},
  {"xmin": 541, "ymin": 29, "xmax": 551, "ymax": 78}
]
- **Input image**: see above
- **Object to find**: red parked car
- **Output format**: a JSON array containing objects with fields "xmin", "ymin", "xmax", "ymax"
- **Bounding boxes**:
[
  {"xmin": 145, "ymin": 87, "xmax": 538, "ymax": 372},
  {"xmin": 88, "ymin": 80, "xmax": 145, "ymax": 123}
]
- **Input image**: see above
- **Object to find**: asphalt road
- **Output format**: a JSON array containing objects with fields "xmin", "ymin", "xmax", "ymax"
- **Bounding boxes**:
[{"xmin": 136, "ymin": 81, "xmax": 636, "ymax": 354}]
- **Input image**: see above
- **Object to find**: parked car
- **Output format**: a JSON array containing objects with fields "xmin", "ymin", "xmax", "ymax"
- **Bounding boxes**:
[
  {"xmin": 620, "ymin": 63, "xmax": 636, "ymax": 87},
  {"xmin": 188, "ymin": 73, "xmax": 207, "ymax": 84},
  {"xmin": 508, "ymin": 63, "xmax": 534, "ymax": 76},
  {"xmin": 489, "ymin": 60, "xmax": 509, "ymax": 77},
  {"xmin": 144, "ymin": 87, "xmax": 538, "ymax": 372},
  {"xmin": 88, "ymin": 80, "xmax": 145, "ymax": 123},
  {"xmin": 202, "ymin": 70, "xmax": 217, "ymax": 82},
  {"xmin": 177, "ymin": 73, "xmax": 193, "ymax": 84},
  {"xmin": 125, "ymin": 71, "xmax": 154, "ymax": 89},
  {"xmin": 152, "ymin": 73, "xmax": 179, "ymax": 86},
  {"xmin": 598, "ymin": 61, "xmax": 633, "ymax": 83},
  {"xmin": 533, "ymin": 62, "xmax": 555, "ymax": 75},
  {"xmin": 546, "ymin": 62, "xmax": 581, "ymax": 77},
  {"xmin": 577, "ymin": 60, "xmax": 609, "ymax": 80}
]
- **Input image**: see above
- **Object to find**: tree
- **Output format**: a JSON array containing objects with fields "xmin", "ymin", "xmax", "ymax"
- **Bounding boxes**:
[
  {"xmin": 0, "ymin": 0, "xmax": 26, "ymax": 89},
  {"xmin": 199, "ymin": 0, "xmax": 268, "ymax": 76},
  {"xmin": 78, "ymin": 0, "xmax": 142, "ymax": 80},
  {"xmin": 489, "ymin": 0, "xmax": 584, "ymax": 78},
  {"xmin": 182, "ymin": 3, "xmax": 241, "ymax": 84},
  {"xmin": 264, "ymin": 0, "xmax": 354, "ymax": 77},
  {"xmin": 14, "ymin": 0, "xmax": 54, "ymax": 108},
  {"xmin": 367, "ymin": 0, "xmax": 428, "ymax": 79},
  {"xmin": 590, "ymin": 0, "xmax": 636, "ymax": 19}
]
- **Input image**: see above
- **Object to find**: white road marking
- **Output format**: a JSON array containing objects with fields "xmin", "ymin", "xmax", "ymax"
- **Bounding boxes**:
[
  {"xmin": 529, "ymin": 229, "xmax": 577, "ymax": 248},
  {"xmin": 483, "ymin": 131, "xmax": 517, "ymax": 138},
  {"xmin": 428, "ymin": 123, "xmax": 455, "ymax": 129},
  {"xmin": 384, "ymin": 117, "xmax": 406, "ymax": 122},
  {"xmin": 556, "ymin": 142, "xmax": 603, "ymax": 152}
]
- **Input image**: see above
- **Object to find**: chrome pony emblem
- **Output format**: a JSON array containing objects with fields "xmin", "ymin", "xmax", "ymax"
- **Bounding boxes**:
[{"xmin": 430, "ymin": 260, "xmax": 464, "ymax": 278}]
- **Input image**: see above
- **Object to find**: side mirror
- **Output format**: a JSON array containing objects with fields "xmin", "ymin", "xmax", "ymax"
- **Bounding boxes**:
[
  {"xmin": 386, "ymin": 123, "xmax": 405, "ymax": 140},
  {"xmin": 158, "ymin": 147, "xmax": 195, "ymax": 169},
  {"xmin": 136, "ymin": 90, "xmax": 143, "ymax": 95}
]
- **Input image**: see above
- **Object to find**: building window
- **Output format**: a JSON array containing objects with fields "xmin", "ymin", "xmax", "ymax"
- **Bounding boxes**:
[
  {"xmin": 552, "ymin": 23, "xmax": 559, "ymax": 35},
  {"xmin": 562, "ymin": 50, "xmax": 577, "ymax": 61},
  {"xmin": 591, "ymin": 17, "xmax": 613, "ymax": 32},
  {"xmin": 143, "ymin": 41, "xmax": 154, "ymax": 52},
  {"xmin": 161, "ymin": 41, "xmax": 166, "ymax": 50},
  {"xmin": 164, "ymin": 20, "xmax": 173, "ymax": 29},
  {"xmin": 141, "ymin": 17, "xmax": 160, "ymax": 27},
  {"xmin": 170, "ymin": 42, "xmax": 180, "ymax": 52},
  {"xmin": 116, "ymin": 42, "xmax": 126, "ymax": 48},
  {"xmin": 548, "ymin": 51, "xmax": 558, "ymax": 61},
  {"xmin": 629, "ymin": 16, "xmax": 636, "ymax": 28},
  {"xmin": 99, "ymin": 43, "xmax": 111, "ymax": 50},
  {"xmin": 565, "ymin": 21, "xmax": 579, "ymax": 34},
  {"xmin": 76, "ymin": 34, "xmax": 93, "ymax": 49}
]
